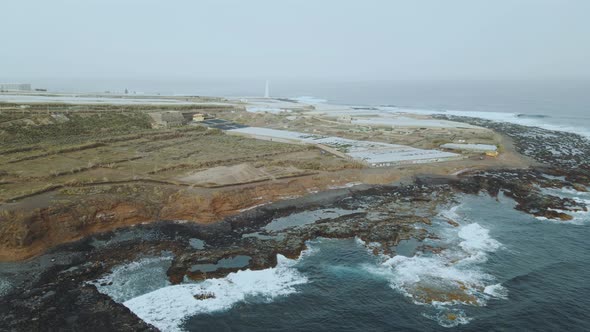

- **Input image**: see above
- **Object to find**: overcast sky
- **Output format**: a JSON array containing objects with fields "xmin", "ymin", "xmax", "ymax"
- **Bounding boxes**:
[{"xmin": 2, "ymin": 0, "xmax": 589, "ymax": 82}]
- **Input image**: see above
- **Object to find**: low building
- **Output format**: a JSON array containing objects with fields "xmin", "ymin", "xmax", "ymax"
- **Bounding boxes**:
[
  {"xmin": 192, "ymin": 113, "xmax": 206, "ymax": 122},
  {"xmin": 0, "ymin": 83, "xmax": 31, "ymax": 92},
  {"xmin": 485, "ymin": 151, "xmax": 499, "ymax": 157},
  {"xmin": 440, "ymin": 143, "xmax": 498, "ymax": 155},
  {"xmin": 337, "ymin": 115, "xmax": 352, "ymax": 123},
  {"xmin": 148, "ymin": 111, "xmax": 187, "ymax": 128}
]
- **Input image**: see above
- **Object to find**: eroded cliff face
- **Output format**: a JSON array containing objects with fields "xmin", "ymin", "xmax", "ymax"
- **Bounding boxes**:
[
  {"xmin": 1, "ymin": 167, "xmax": 588, "ymax": 331},
  {"xmin": 0, "ymin": 172, "xmax": 368, "ymax": 261}
]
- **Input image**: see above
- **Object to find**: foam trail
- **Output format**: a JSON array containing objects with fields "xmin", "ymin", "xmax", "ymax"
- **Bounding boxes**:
[{"xmin": 124, "ymin": 254, "xmax": 307, "ymax": 332}]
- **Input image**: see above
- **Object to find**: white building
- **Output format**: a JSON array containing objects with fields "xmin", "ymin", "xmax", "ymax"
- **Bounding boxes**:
[{"xmin": 0, "ymin": 83, "xmax": 32, "ymax": 91}]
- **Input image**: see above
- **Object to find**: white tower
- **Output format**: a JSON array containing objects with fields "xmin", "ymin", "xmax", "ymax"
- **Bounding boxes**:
[{"xmin": 264, "ymin": 80, "xmax": 270, "ymax": 98}]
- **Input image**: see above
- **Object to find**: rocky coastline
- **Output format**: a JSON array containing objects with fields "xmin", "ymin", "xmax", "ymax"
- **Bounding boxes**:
[{"xmin": 1, "ymin": 119, "xmax": 589, "ymax": 331}]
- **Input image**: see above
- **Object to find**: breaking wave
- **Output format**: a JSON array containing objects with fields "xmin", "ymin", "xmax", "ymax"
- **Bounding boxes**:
[
  {"xmin": 90, "ymin": 255, "xmax": 174, "ymax": 303},
  {"xmin": 123, "ymin": 254, "xmax": 309, "ymax": 332},
  {"xmin": 377, "ymin": 106, "xmax": 590, "ymax": 139},
  {"xmin": 538, "ymin": 186, "xmax": 590, "ymax": 224},
  {"xmin": 364, "ymin": 204, "xmax": 506, "ymax": 327}
]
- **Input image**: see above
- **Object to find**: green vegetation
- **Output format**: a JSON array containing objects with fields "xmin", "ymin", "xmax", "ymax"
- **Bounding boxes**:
[
  {"xmin": 1, "ymin": 112, "xmax": 152, "ymax": 146},
  {"xmin": 0, "ymin": 104, "xmax": 351, "ymax": 203}
]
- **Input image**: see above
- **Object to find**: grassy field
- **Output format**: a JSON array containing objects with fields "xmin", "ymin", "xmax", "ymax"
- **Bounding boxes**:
[{"xmin": 0, "ymin": 104, "xmax": 355, "ymax": 203}]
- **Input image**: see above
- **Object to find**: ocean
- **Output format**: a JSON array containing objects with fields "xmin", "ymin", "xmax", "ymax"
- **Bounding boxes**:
[
  {"xmin": 183, "ymin": 193, "xmax": 590, "ymax": 331},
  {"xmin": 102, "ymin": 191, "xmax": 590, "ymax": 331},
  {"xmin": 36, "ymin": 78, "xmax": 590, "ymax": 136}
]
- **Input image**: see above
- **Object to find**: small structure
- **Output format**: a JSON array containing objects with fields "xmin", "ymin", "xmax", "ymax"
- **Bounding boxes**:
[
  {"xmin": 440, "ymin": 143, "xmax": 498, "ymax": 156},
  {"xmin": 148, "ymin": 111, "xmax": 187, "ymax": 128},
  {"xmin": 338, "ymin": 115, "xmax": 352, "ymax": 123},
  {"xmin": 192, "ymin": 113, "xmax": 206, "ymax": 122},
  {"xmin": 485, "ymin": 151, "xmax": 499, "ymax": 157},
  {"xmin": 264, "ymin": 80, "xmax": 270, "ymax": 98},
  {"xmin": 0, "ymin": 83, "xmax": 31, "ymax": 92}
]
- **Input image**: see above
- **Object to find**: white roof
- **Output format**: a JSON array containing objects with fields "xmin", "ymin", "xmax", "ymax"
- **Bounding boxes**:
[
  {"xmin": 229, "ymin": 127, "xmax": 460, "ymax": 165},
  {"xmin": 441, "ymin": 143, "xmax": 497, "ymax": 151}
]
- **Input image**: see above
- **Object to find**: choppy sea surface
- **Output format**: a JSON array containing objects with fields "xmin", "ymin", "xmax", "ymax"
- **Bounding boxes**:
[{"xmin": 92, "ymin": 191, "xmax": 590, "ymax": 332}]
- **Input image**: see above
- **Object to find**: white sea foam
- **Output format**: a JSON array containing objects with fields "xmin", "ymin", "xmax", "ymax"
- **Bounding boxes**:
[
  {"xmin": 378, "ymin": 106, "xmax": 590, "ymax": 138},
  {"xmin": 292, "ymin": 96, "xmax": 327, "ymax": 105},
  {"xmin": 123, "ymin": 254, "xmax": 308, "ymax": 332},
  {"xmin": 0, "ymin": 278, "xmax": 12, "ymax": 297},
  {"xmin": 439, "ymin": 203, "xmax": 463, "ymax": 222},
  {"xmin": 540, "ymin": 185, "xmax": 590, "ymax": 198},
  {"xmin": 422, "ymin": 307, "xmax": 473, "ymax": 328},
  {"xmin": 378, "ymin": 253, "xmax": 493, "ymax": 303},
  {"xmin": 537, "ymin": 186, "xmax": 590, "ymax": 224},
  {"xmin": 458, "ymin": 223, "xmax": 502, "ymax": 254},
  {"xmin": 364, "ymin": 204, "xmax": 506, "ymax": 327},
  {"xmin": 91, "ymin": 255, "xmax": 173, "ymax": 303},
  {"xmin": 484, "ymin": 283, "xmax": 508, "ymax": 299},
  {"xmin": 548, "ymin": 208, "xmax": 589, "ymax": 225}
]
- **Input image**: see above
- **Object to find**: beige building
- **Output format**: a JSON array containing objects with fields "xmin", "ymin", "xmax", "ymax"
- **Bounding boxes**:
[
  {"xmin": 0, "ymin": 83, "xmax": 31, "ymax": 91},
  {"xmin": 148, "ymin": 111, "xmax": 187, "ymax": 128},
  {"xmin": 192, "ymin": 113, "xmax": 206, "ymax": 122}
]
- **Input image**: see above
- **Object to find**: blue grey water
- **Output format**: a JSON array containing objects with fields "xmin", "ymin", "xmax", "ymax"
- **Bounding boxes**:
[{"xmin": 183, "ymin": 194, "xmax": 590, "ymax": 331}]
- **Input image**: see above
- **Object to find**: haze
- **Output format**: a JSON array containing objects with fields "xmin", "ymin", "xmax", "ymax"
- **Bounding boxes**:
[{"xmin": 2, "ymin": 0, "xmax": 589, "ymax": 82}]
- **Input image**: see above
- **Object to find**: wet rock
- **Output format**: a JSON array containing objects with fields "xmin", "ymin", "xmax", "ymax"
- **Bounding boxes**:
[
  {"xmin": 194, "ymin": 292, "xmax": 216, "ymax": 300},
  {"xmin": 445, "ymin": 218, "xmax": 460, "ymax": 227},
  {"xmin": 572, "ymin": 183, "xmax": 588, "ymax": 192}
]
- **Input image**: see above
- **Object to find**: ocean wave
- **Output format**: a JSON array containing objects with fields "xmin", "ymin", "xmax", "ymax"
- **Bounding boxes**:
[
  {"xmin": 537, "ymin": 186, "xmax": 590, "ymax": 224},
  {"xmin": 90, "ymin": 255, "xmax": 174, "ymax": 303},
  {"xmin": 377, "ymin": 106, "xmax": 590, "ymax": 139},
  {"xmin": 292, "ymin": 96, "xmax": 328, "ymax": 105},
  {"xmin": 363, "ymin": 204, "xmax": 506, "ymax": 327},
  {"xmin": 458, "ymin": 223, "xmax": 502, "ymax": 254},
  {"xmin": 422, "ymin": 307, "xmax": 473, "ymax": 328},
  {"xmin": 123, "ymin": 254, "xmax": 309, "ymax": 332},
  {"xmin": 483, "ymin": 283, "xmax": 509, "ymax": 299}
]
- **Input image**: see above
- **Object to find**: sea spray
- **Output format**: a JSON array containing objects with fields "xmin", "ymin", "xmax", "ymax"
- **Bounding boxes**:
[
  {"xmin": 90, "ymin": 254, "xmax": 174, "ymax": 303},
  {"xmin": 123, "ymin": 252, "xmax": 312, "ymax": 332},
  {"xmin": 363, "ymin": 203, "xmax": 507, "ymax": 327}
]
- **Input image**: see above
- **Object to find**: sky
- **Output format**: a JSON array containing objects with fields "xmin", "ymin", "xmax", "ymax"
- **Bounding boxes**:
[{"xmin": 1, "ymin": 0, "xmax": 589, "ymax": 83}]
